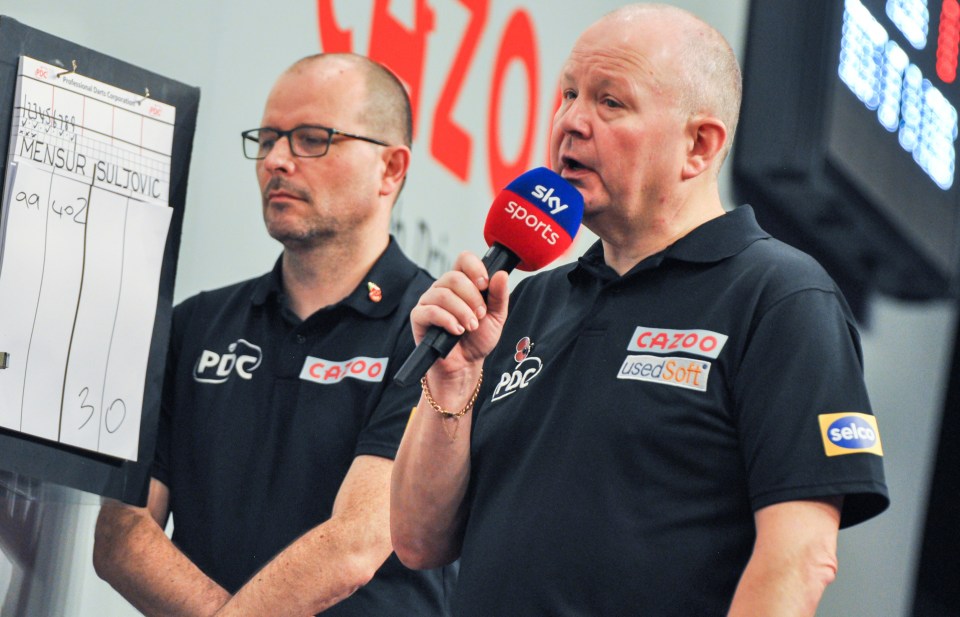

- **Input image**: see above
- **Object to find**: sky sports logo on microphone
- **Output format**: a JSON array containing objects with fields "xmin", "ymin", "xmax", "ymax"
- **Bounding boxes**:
[
  {"xmin": 502, "ymin": 183, "xmax": 574, "ymax": 245},
  {"xmin": 504, "ymin": 200, "xmax": 561, "ymax": 245},
  {"xmin": 531, "ymin": 184, "xmax": 572, "ymax": 215},
  {"xmin": 484, "ymin": 167, "xmax": 583, "ymax": 271}
]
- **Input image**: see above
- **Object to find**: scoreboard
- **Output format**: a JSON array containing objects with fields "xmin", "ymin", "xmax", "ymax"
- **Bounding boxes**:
[{"xmin": 734, "ymin": 0, "xmax": 960, "ymax": 310}]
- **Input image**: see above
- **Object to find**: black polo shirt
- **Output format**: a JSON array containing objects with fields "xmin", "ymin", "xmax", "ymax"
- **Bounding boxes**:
[
  {"xmin": 454, "ymin": 206, "xmax": 888, "ymax": 616},
  {"xmin": 153, "ymin": 239, "xmax": 453, "ymax": 615}
]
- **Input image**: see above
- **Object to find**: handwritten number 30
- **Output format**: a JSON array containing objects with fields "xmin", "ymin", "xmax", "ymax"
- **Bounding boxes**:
[{"xmin": 77, "ymin": 388, "xmax": 126, "ymax": 433}]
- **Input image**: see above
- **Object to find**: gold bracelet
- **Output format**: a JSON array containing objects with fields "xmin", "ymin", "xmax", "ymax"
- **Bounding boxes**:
[{"xmin": 420, "ymin": 370, "xmax": 484, "ymax": 419}]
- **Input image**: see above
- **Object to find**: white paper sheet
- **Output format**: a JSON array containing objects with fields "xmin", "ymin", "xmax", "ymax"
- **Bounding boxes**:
[{"xmin": 0, "ymin": 56, "xmax": 176, "ymax": 461}]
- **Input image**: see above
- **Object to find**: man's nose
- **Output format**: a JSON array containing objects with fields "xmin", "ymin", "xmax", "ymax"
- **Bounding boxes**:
[
  {"xmin": 556, "ymin": 98, "xmax": 592, "ymax": 139},
  {"xmin": 261, "ymin": 134, "xmax": 296, "ymax": 173}
]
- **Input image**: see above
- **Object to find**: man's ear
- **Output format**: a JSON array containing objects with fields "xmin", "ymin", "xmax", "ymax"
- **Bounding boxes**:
[
  {"xmin": 681, "ymin": 116, "xmax": 727, "ymax": 180},
  {"xmin": 380, "ymin": 145, "xmax": 412, "ymax": 198}
]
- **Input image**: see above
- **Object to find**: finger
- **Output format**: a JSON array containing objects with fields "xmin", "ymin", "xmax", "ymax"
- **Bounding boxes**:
[
  {"xmin": 453, "ymin": 251, "xmax": 491, "ymax": 293},
  {"xmin": 484, "ymin": 271, "xmax": 510, "ymax": 322},
  {"xmin": 410, "ymin": 303, "xmax": 469, "ymax": 343},
  {"xmin": 422, "ymin": 285, "xmax": 482, "ymax": 333},
  {"xmin": 432, "ymin": 269, "xmax": 488, "ymax": 323}
]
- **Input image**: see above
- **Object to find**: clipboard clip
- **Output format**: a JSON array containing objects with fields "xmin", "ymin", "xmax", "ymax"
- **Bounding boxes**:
[
  {"xmin": 139, "ymin": 87, "xmax": 151, "ymax": 105},
  {"xmin": 57, "ymin": 60, "xmax": 78, "ymax": 78}
]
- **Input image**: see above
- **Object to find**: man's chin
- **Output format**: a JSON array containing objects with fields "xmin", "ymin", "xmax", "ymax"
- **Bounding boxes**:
[{"xmin": 267, "ymin": 225, "xmax": 333, "ymax": 249}]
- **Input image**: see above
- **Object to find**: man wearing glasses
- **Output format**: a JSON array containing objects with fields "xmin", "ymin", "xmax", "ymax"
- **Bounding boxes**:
[{"xmin": 93, "ymin": 54, "xmax": 451, "ymax": 616}]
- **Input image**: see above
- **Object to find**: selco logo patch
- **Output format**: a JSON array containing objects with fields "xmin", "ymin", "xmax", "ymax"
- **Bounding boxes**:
[
  {"xmin": 818, "ymin": 412, "xmax": 884, "ymax": 457},
  {"xmin": 627, "ymin": 326, "xmax": 728, "ymax": 359},
  {"xmin": 617, "ymin": 354, "xmax": 712, "ymax": 391},
  {"xmin": 299, "ymin": 355, "xmax": 388, "ymax": 385}
]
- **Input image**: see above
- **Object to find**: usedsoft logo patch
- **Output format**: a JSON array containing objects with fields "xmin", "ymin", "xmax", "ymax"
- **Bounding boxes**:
[
  {"xmin": 617, "ymin": 354, "xmax": 711, "ymax": 391},
  {"xmin": 818, "ymin": 412, "xmax": 884, "ymax": 457}
]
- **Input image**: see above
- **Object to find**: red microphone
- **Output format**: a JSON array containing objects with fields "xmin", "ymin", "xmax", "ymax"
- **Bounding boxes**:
[{"xmin": 393, "ymin": 168, "xmax": 583, "ymax": 386}]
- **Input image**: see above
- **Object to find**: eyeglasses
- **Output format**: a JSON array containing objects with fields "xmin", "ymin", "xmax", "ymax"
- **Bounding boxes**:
[{"xmin": 241, "ymin": 125, "xmax": 390, "ymax": 159}]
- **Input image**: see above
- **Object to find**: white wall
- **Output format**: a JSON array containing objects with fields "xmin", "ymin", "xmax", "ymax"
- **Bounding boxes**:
[{"xmin": 0, "ymin": 0, "xmax": 953, "ymax": 615}]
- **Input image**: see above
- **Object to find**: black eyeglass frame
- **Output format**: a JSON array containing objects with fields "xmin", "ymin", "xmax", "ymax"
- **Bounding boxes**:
[{"xmin": 241, "ymin": 124, "xmax": 391, "ymax": 159}]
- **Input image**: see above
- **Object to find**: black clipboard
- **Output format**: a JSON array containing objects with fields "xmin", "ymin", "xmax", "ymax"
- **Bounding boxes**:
[{"xmin": 0, "ymin": 16, "xmax": 200, "ymax": 506}]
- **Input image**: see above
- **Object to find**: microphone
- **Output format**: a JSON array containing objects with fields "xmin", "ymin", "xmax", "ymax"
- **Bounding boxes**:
[{"xmin": 393, "ymin": 167, "xmax": 583, "ymax": 387}]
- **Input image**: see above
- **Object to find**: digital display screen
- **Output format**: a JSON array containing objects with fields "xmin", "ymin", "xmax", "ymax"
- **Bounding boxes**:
[
  {"xmin": 827, "ymin": 0, "xmax": 960, "ymax": 276},
  {"xmin": 837, "ymin": 0, "xmax": 956, "ymax": 190}
]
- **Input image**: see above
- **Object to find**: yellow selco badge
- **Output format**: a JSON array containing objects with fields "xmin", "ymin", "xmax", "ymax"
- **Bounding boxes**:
[{"xmin": 818, "ymin": 412, "xmax": 883, "ymax": 457}]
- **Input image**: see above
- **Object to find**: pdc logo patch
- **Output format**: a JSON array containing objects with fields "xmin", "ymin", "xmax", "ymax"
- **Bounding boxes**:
[
  {"xmin": 819, "ymin": 412, "xmax": 884, "ymax": 457},
  {"xmin": 492, "ymin": 337, "xmax": 543, "ymax": 402},
  {"xmin": 193, "ymin": 339, "xmax": 263, "ymax": 384}
]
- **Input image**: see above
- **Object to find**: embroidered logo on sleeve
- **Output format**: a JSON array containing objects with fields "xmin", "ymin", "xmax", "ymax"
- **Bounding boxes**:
[
  {"xmin": 300, "ymin": 356, "xmax": 388, "ymax": 384},
  {"xmin": 818, "ymin": 412, "xmax": 884, "ymax": 457}
]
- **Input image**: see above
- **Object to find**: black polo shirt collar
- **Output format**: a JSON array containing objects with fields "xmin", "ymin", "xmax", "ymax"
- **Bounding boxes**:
[
  {"xmin": 250, "ymin": 257, "xmax": 285, "ymax": 307},
  {"xmin": 249, "ymin": 236, "xmax": 420, "ymax": 319},
  {"xmin": 573, "ymin": 205, "xmax": 769, "ymax": 283}
]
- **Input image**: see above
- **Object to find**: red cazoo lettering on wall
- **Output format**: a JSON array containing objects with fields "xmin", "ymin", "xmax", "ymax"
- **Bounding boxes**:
[{"xmin": 316, "ymin": 0, "xmax": 557, "ymax": 194}]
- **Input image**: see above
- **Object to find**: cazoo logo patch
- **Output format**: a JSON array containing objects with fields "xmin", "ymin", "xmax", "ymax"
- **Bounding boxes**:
[
  {"xmin": 299, "ymin": 355, "xmax": 388, "ymax": 384},
  {"xmin": 627, "ymin": 326, "xmax": 728, "ymax": 359}
]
